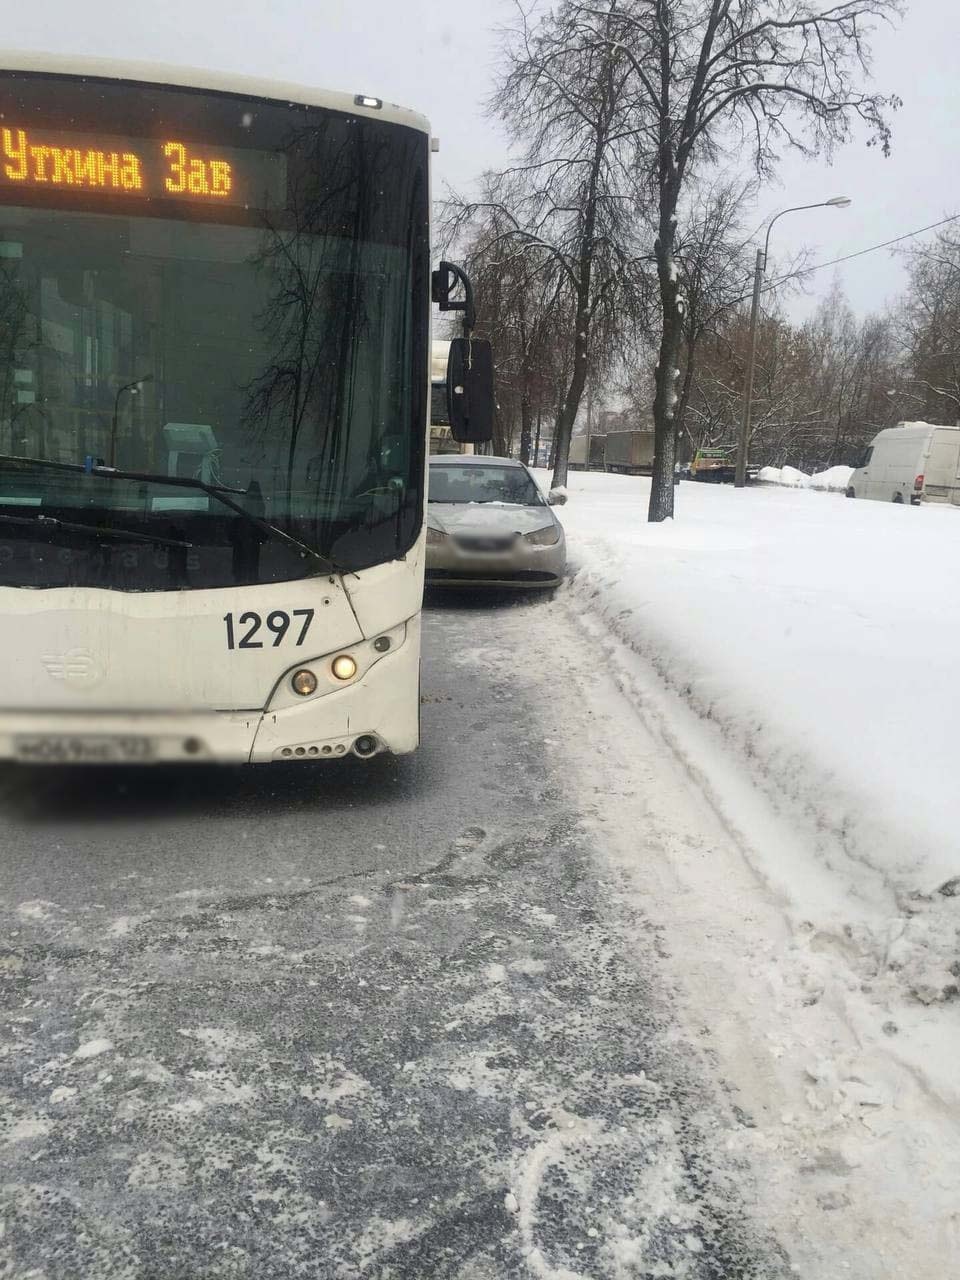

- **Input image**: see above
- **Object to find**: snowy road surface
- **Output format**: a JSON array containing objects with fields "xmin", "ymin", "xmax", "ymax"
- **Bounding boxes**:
[{"xmin": 0, "ymin": 590, "xmax": 954, "ymax": 1277}]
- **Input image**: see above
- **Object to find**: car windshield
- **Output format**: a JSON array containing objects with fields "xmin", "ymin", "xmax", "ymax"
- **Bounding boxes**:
[{"xmin": 429, "ymin": 464, "xmax": 545, "ymax": 506}]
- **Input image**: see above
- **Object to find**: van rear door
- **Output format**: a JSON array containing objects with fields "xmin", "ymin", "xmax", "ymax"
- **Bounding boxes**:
[
  {"xmin": 922, "ymin": 429, "xmax": 960, "ymax": 504},
  {"xmin": 875, "ymin": 430, "xmax": 926, "ymax": 502}
]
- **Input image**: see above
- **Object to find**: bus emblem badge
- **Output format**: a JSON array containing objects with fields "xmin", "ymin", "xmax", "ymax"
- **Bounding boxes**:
[{"xmin": 41, "ymin": 648, "xmax": 103, "ymax": 689}]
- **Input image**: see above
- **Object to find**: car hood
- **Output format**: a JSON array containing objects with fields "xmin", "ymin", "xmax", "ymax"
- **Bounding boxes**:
[{"xmin": 427, "ymin": 503, "xmax": 556, "ymax": 536}]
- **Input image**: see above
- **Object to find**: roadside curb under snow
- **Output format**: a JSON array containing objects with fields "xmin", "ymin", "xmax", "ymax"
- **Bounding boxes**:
[{"xmin": 560, "ymin": 546, "xmax": 960, "ymax": 1015}]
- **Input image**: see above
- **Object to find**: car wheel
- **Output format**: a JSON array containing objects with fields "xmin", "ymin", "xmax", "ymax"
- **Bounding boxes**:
[
  {"xmin": 845, "ymin": 488, "xmax": 855, "ymax": 498},
  {"xmin": 892, "ymin": 493, "xmax": 904, "ymax": 504}
]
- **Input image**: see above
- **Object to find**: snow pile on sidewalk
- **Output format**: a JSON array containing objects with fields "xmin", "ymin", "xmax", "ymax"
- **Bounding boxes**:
[
  {"xmin": 810, "ymin": 464, "xmax": 855, "ymax": 491},
  {"xmin": 759, "ymin": 464, "xmax": 809, "ymax": 487},
  {"xmin": 541, "ymin": 470, "xmax": 960, "ymax": 1015},
  {"xmin": 759, "ymin": 464, "xmax": 853, "ymax": 491}
]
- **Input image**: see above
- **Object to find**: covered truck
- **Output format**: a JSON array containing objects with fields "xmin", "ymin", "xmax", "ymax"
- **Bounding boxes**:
[
  {"xmin": 604, "ymin": 430, "xmax": 656, "ymax": 475},
  {"xmin": 568, "ymin": 434, "xmax": 607, "ymax": 470}
]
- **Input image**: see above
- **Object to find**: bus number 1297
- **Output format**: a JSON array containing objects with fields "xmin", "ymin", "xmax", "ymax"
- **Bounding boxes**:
[{"xmin": 223, "ymin": 609, "xmax": 315, "ymax": 651}]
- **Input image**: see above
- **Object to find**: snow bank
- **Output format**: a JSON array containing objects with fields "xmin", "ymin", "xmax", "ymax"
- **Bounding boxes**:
[
  {"xmin": 810, "ymin": 465, "xmax": 854, "ymax": 492},
  {"xmin": 777, "ymin": 464, "xmax": 810, "ymax": 487},
  {"xmin": 759, "ymin": 464, "xmax": 854, "ymax": 492},
  {"xmin": 540, "ymin": 469, "xmax": 960, "ymax": 1012},
  {"xmin": 759, "ymin": 464, "xmax": 811, "ymax": 487}
]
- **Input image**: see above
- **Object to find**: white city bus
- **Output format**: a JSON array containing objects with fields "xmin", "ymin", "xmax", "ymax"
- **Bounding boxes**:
[{"xmin": 0, "ymin": 53, "xmax": 490, "ymax": 765}]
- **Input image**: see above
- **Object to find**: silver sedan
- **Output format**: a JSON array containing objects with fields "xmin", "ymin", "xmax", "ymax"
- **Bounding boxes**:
[{"xmin": 425, "ymin": 455, "xmax": 567, "ymax": 589}]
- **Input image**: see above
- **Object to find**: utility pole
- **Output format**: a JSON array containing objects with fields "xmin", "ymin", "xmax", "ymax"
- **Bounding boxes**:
[
  {"xmin": 734, "ymin": 249, "xmax": 763, "ymax": 488},
  {"xmin": 585, "ymin": 380, "xmax": 593, "ymax": 467},
  {"xmin": 734, "ymin": 197, "xmax": 851, "ymax": 489}
]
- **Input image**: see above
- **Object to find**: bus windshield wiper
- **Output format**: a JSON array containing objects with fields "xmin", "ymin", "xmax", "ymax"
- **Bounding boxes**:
[
  {"xmin": 0, "ymin": 511, "xmax": 192, "ymax": 550},
  {"xmin": 0, "ymin": 454, "xmax": 343, "ymax": 575}
]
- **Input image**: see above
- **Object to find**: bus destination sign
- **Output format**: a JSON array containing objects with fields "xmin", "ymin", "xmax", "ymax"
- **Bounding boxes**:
[{"xmin": 0, "ymin": 125, "xmax": 286, "ymax": 209}]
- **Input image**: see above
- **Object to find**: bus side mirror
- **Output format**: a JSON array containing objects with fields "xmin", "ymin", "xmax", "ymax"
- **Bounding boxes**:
[{"xmin": 447, "ymin": 338, "xmax": 494, "ymax": 445}]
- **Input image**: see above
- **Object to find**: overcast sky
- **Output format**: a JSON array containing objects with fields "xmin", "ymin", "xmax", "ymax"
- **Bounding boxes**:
[{"xmin": 8, "ymin": 0, "xmax": 956, "ymax": 320}]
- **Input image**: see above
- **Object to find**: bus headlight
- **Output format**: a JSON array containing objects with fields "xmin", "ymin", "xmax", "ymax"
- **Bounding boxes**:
[
  {"xmin": 291, "ymin": 669, "xmax": 318, "ymax": 696},
  {"xmin": 331, "ymin": 654, "xmax": 358, "ymax": 681},
  {"xmin": 524, "ymin": 523, "xmax": 561, "ymax": 546},
  {"xmin": 426, "ymin": 526, "xmax": 447, "ymax": 545}
]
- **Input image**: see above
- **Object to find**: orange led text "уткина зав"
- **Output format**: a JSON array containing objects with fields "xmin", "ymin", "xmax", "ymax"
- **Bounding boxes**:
[{"xmin": 1, "ymin": 128, "xmax": 233, "ymax": 199}]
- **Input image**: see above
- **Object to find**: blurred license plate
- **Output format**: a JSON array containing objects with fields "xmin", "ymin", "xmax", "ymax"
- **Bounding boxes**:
[{"xmin": 14, "ymin": 735, "xmax": 155, "ymax": 763}]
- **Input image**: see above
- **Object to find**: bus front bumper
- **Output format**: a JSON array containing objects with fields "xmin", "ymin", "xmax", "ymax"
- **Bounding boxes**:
[{"xmin": 0, "ymin": 617, "xmax": 421, "ymax": 764}]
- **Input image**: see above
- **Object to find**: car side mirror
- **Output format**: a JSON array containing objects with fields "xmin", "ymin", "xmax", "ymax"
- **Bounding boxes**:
[
  {"xmin": 548, "ymin": 488, "xmax": 568, "ymax": 506},
  {"xmin": 447, "ymin": 338, "xmax": 494, "ymax": 445}
]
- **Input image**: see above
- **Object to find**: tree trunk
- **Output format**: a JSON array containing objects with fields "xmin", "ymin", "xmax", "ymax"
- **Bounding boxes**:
[
  {"xmin": 649, "ymin": 328, "xmax": 681, "ymax": 520},
  {"xmin": 533, "ymin": 407, "xmax": 542, "ymax": 468},
  {"xmin": 519, "ymin": 395, "xmax": 533, "ymax": 466},
  {"xmin": 649, "ymin": 188, "xmax": 682, "ymax": 522},
  {"xmin": 551, "ymin": 322, "xmax": 589, "ymax": 490},
  {"xmin": 492, "ymin": 406, "xmax": 509, "ymax": 458},
  {"xmin": 551, "ymin": 122, "xmax": 604, "ymax": 491},
  {"xmin": 675, "ymin": 337, "xmax": 699, "ymax": 463}
]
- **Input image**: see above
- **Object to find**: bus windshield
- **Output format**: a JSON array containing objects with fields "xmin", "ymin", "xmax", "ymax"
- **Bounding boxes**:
[{"xmin": 0, "ymin": 73, "xmax": 428, "ymax": 590}]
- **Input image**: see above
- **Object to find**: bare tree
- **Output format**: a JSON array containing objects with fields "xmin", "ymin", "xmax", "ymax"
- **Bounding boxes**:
[
  {"xmin": 444, "ymin": 3, "xmax": 654, "ymax": 488},
  {"xmin": 802, "ymin": 282, "xmax": 898, "ymax": 465},
  {"xmin": 672, "ymin": 176, "xmax": 758, "ymax": 455},
  {"xmin": 456, "ymin": 203, "xmax": 574, "ymax": 462},
  {"xmin": 689, "ymin": 282, "xmax": 900, "ymax": 470},
  {"xmin": 690, "ymin": 305, "xmax": 819, "ymax": 463},
  {"xmin": 580, "ymin": 0, "xmax": 901, "ymax": 518},
  {"xmin": 898, "ymin": 229, "xmax": 960, "ymax": 423}
]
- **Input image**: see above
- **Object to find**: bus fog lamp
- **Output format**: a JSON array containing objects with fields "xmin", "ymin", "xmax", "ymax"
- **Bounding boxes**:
[
  {"xmin": 331, "ymin": 655, "xmax": 358, "ymax": 681},
  {"xmin": 373, "ymin": 636, "xmax": 391, "ymax": 653},
  {"xmin": 291, "ymin": 669, "xmax": 318, "ymax": 696}
]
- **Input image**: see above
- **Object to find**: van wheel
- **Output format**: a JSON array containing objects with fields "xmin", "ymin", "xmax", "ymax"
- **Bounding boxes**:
[
  {"xmin": 892, "ymin": 493, "xmax": 904, "ymax": 504},
  {"xmin": 845, "ymin": 488, "xmax": 855, "ymax": 499}
]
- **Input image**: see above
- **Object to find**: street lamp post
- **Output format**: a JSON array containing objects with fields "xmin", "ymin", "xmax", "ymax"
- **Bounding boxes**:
[
  {"xmin": 109, "ymin": 375, "xmax": 153, "ymax": 468},
  {"xmin": 734, "ymin": 197, "xmax": 852, "ymax": 488}
]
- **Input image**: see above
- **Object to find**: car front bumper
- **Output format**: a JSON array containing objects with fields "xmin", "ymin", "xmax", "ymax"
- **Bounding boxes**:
[{"xmin": 425, "ymin": 537, "xmax": 565, "ymax": 588}]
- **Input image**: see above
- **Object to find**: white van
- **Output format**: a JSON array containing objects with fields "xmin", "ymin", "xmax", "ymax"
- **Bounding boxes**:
[{"xmin": 847, "ymin": 421, "xmax": 960, "ymax": 505}]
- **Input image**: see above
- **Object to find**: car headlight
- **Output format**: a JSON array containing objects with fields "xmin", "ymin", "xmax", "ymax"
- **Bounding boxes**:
[
  {"xmin": 426, "ymin": 526, "xmax": 447, "ymax": 545},
  {"xmin": 524, "ymin": 523, "xmax": 561, "ymax": 546}
]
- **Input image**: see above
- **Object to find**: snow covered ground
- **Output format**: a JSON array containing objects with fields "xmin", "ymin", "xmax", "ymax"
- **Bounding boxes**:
[{"xmin": 538, "ymin": 469, "xmax": 960, "ymax": 1110}]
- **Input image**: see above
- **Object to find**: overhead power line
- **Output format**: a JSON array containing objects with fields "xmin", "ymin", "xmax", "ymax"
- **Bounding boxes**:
[{"xmin": 763, "ymin": 211, "xmax": 960, "ymax": 296}]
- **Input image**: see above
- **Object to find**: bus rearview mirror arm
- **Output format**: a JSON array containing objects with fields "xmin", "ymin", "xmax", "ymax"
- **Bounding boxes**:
[{"xmin": 432, "ymin": 261, "xmax": 476, "ymax": 335}]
